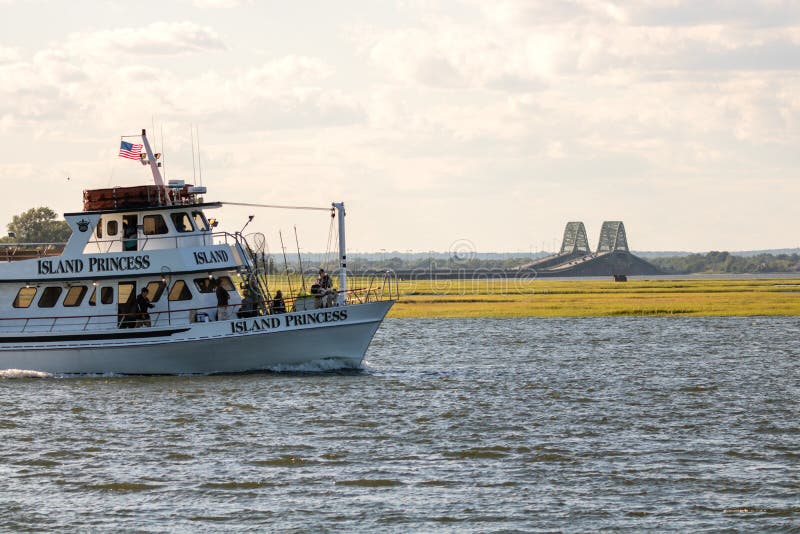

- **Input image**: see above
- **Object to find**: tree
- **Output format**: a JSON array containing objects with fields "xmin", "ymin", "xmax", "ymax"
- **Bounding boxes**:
[{"xmin": 5, "ymin": 207, "xmax": 72, "ymax": 243}]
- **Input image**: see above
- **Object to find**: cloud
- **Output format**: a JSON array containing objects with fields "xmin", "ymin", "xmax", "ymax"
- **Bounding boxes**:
[
  {"xmin": 0, "ymin": 46, "xmax": 20, "ymax": 64},
  {"xmin": 0, "ymin": 15, "xmax": 360, "ymax": 133},
  {"xmin": 62, "ymin": 21, "xmax": 226, "ymax": 58},
  {"xmin": 192, "ymin": 0, "xmax": 248, "ymax": 7},
  {"xmin": 366, "ymin": 23, "xmax": 551, "ymax": 90},
  {"xmin": 627, "ymin": 0, "xmax": 800, "ymax": 28},
  {"xmin": 243, "ymin": 55, "xmax": 334, "ymax": 87}
]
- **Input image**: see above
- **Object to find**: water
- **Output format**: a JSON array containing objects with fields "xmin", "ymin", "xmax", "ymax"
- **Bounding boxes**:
[{"xmin": 1, "ymin": 317, "xmax": 798, "ymax": 531}]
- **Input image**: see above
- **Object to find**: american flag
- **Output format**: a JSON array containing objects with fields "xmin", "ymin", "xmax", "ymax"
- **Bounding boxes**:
[{"xmin": 119, "ymin": 140, "xmax": 143, "ymax": 160}]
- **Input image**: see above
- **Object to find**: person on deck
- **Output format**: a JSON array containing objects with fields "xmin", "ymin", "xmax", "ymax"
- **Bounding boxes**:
[
  {"xmin": 122, "ymin": 222, "xmax": 137, "ymax": 251},
  {"xmin": 317, "ymin": 269, "xmax": 332, "ymax": 291},
  {"xmin": 215, "ymin": 279, "xmax": 230, "ymax": 320},
  {"xmin": 136, "ymin": 287, "xmax": 155, "ymax": 327},
  {"xmin": 237, "ymin": 288, "xmax": 259, "ymax": 318},
  {"xmin": 316, "ymin": 268, "xmax": 335, "ymax": 307},
  {"xmin": 270, "ymin": 290, "xmax": 286, "ymax": 314}
]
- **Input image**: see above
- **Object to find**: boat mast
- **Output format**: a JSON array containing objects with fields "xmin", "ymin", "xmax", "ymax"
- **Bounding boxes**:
[
  {"xmin": 333, "ymin": 202, "xmax": 347, "ymax": 305},
  {"xmin": 140, "ymin": 129, "xmax": 165, "ymax": 189}
]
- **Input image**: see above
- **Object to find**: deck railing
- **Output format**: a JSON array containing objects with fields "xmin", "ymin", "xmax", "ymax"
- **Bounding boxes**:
[
  {"xmin": 0, "ymin": 243, "xmax": 66, "ymax": 261},
  {"xmin": 85, "ymin": 230, "xmax": 234, "ymax": 253},
  {"xmin": 0, "ymin": 287, "xmax": 394, "ymax": 335}
]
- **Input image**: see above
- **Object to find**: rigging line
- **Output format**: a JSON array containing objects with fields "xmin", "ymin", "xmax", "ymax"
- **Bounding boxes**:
[
  {"xmin": 190, "ymin": 125, "xmax": 197, "ymax": 184},
  {"xmin": 324, "ymin": 215, "xmax": 335, "ymax": 272},
  {"xmin": 160, "ymin": 123, "xmax": 166, "ymax": 181},
  {"xmin": 196, "ymin": 125, "xmax": 203, "ymax": 187},
  {"xmin": 221, "ymin": 201, "xmax": 331, "ymax": 212}
]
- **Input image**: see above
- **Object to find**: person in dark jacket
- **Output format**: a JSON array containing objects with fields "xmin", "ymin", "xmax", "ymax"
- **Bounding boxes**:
[
  {"xmin": 136, "ymin": 287, "xmax": 155, "ymax": 327},
  {"xmin": 270, "ymin": 290, "xmax": 286, "ymax": 314},
  {"xmin": 215, "ymin": 279, "xmax": 230, "ymax": 320},
  {"xmin": 237, "ymin": 288, "xmax": 259, "ymax": 318}
]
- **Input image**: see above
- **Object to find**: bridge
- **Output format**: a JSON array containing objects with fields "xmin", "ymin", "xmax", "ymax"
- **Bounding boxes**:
[
  {"xmin": 521, "ymin": 221, "xmax": 660, "ymax": 277},
  {"xmin": 358, "ymin": 220, "xmax": 660, "ymax": 280}
]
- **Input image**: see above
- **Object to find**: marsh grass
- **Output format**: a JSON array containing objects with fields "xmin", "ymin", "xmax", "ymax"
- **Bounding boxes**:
[{"xmin": 257, "ymin": 274, "xmax": 800, "ymax": 317}]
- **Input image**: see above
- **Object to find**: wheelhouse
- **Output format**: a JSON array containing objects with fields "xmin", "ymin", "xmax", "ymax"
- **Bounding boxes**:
[{"xmin": 0, "ymin": 181, "xmax": 246, "ymax": 333}]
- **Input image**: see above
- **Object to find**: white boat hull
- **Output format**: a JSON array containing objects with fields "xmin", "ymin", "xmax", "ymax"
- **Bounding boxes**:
[{"xmin": 0, "ymin": 301, "xmax": 393, "ymax": 374}]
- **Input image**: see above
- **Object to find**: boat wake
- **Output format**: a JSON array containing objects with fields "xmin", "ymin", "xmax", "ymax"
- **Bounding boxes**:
[
  {"xmin": 1, "ymin": 360, "xmax": 370, "ymax": 378},
  {"xmin": 0, "ymin": 369, "xmax": 54, "ymax": 379},
  {"xmin": 267, "ymin": 358, "xmax": 364, "ymax": 373}
]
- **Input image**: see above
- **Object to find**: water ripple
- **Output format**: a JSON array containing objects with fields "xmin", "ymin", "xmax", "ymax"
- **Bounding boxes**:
[{"xmin": 0, "ymin": 316, "xmax": 797, "ymax": 531}]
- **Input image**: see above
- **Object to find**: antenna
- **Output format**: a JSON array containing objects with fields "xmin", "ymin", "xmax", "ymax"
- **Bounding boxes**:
[
  {"xmin": 294, "ymin": 225, "xmax": 307, "ymax": 294},
  {"xmin": 160, "ymin": 123, "xmax": 166, "ymax": 181},
  {"xmin": 196, "ymin": 125, "xmax": 203, "ymax": 187},
  {"xmin": 190, "ymin": 125, "xmax": 197, "ymax": 184},
  {"xmin": 240, "ymin": 215, "xmax": 255, "ymax": 234}
]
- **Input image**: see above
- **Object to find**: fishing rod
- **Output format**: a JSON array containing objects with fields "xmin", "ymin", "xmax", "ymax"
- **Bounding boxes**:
[
  {"xmin": 278, "ymin": 230, "xmax": 295, "ymax": 300},
  {"xmin": 294, "ymin": 225, "xmax": 307, "ymax": 295}
]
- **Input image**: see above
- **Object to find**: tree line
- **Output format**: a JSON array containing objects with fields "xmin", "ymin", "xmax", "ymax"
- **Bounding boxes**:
[
  {"xmin": 1, "ymin": 207, "xmax": 71, "ymax": 244},
  {"xmin": 2, "ymin": 208, "xmax": 798, "ymax": 274},
  {"xmin": 649, "ymin": 251, "xmax": 800, "ymax": 274}
]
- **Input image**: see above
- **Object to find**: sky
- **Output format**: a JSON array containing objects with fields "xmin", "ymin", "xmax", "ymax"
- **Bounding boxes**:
[{"xmin": 0, "ymin": 0, "xmax": 799, "ymax": 254}]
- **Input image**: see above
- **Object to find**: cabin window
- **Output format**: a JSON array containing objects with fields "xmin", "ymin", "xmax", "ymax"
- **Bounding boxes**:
[
  {"xmin": 193, "ymin": 211, "xmax": 209, "ymax": 231},
  {"xmin": 96, "ymin": 220, "xmax": 103, "ymax": 238},
  {"xmin": 218, "ymin": 276, "xmax": 235, "ymax": 291},
  {"xmin": 168, "ymin": 280, "xmax": 192, "ymax": 301},
  {"xmin": 195, "ymin": 276, "xmax": 234, "ymax": 293},
  {"xmin": 63, "ymin": 285, "xmax": 88, "ymax": 307},
  {"xmin": 145, "ymin": 281, "xmax": 166, "ymax": 303},
  {"xmin": 171, "ymin": 212, "xmax": 193, "ymax": 233},
  {"xmin": 38, "ymin": 286, "xmax": 63, "ymax": 308},
  {"xmin": 89, "ymin": 286, "xmax": 114, "ymax": 306},
  {"xmin": 143, "ymin": 214, "xmax": 168, "ymax": 235},
  {"xmin": 195, "ymin": 278, "xmax": 214, "ymax": 293},
  {"xmin": 13, "ymin": 287, "xmax": 37, "ymax": 308},
  {"xmin": 107, "ymin": 220, "xmax": 119, "ymax": 236}
]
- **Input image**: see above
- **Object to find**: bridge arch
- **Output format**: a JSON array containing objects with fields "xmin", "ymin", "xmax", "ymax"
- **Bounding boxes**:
[
  {"xmin": 559, "ymin": 222, "xmax": 591, "ymax": 255},
  {"xmin": 597, "ymin": 221, "xmax": 629, "ymax": 253}
]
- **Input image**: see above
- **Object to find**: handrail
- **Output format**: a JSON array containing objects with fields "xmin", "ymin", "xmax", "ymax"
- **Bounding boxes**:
[
  {"xmin": 0, "ymin": 243, "xmax": 66, "ymax": 262},
  {"xmin": 0, "ymin": 286, "xmax": 389, "ymax": 335},
  {"xmin": 85, "ymin": 230, "xmax": 226, "ymax": 251},
  {"xmin": 0, "ymin": 242, "xmax": 67, "ymax": 247}
]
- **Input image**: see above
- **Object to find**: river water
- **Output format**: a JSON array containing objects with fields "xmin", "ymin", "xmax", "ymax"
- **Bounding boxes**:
[{"xmin": 1, "ymin": 317, "xmax": 798, "ymax": 531}]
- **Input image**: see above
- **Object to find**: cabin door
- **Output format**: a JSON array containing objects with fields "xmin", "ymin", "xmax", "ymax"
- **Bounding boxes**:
[{"xmin": 117, "ymin": 282, "xmax": 137, "ymax": 328}]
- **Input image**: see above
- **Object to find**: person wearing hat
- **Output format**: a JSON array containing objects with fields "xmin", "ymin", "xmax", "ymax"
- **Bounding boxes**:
[{"xmin": 317, "ymin": 269, "xmax": 332, "ymax": 290}]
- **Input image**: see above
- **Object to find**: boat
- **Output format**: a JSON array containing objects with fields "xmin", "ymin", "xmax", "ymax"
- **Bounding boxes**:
[{"xmin": 0, "ymin": 130, "xmax": 395, "ymax": 374}]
